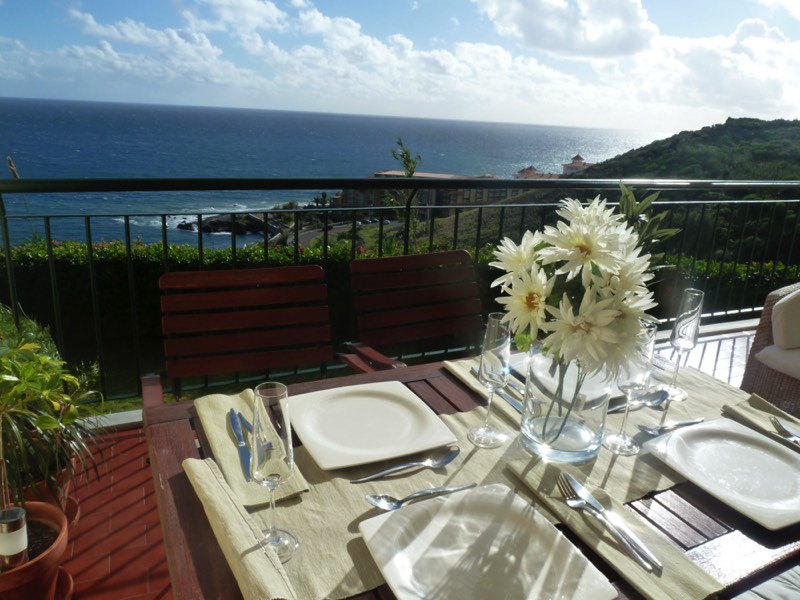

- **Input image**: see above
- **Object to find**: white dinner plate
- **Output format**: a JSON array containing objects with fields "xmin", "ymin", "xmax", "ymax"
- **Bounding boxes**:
[
  {"xmin": 290, "ymin": 381, "xmax": 457, "ymax": 470},
  {"xmin": 359, "ymin": 483, "xmax": 617, "ymax": 600},
  {"xmin": 646, "ymin": 418, "xmax": 800, "ymax": 530}
]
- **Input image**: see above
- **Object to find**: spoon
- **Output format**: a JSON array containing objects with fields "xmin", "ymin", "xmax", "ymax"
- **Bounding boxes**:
[
  {"xmin": 350, "ymin": 447, "xmax": 460, "ymax": 483},
  {"xmin": 607, "ymin": 389, "xmax": 669, "ymax": 414},
  {"xmin": 639, "ymin": 418, "xmax": 704, "ymax": 436},
  {"xmin": 365, "ymin": 483, "xmax": 477, "ymax": 511},
  {"xmin": 769, "ymin": 417, "xmax": 800, "ymax": 444}
]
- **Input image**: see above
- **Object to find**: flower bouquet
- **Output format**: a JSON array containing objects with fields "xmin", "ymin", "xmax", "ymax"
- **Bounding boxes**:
[{"xmin": 491, "ymin": 195, "xmax": 657, "ymax": 462}]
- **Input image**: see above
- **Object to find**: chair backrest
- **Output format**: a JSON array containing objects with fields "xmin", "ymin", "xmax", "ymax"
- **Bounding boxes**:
[
  {"xmin": 158, "ymin": 265, "xmax": 333, "ymax": 390},
  {"xmin": 349, "ymin": 250, "xmax": 484, "ymax": 358}
]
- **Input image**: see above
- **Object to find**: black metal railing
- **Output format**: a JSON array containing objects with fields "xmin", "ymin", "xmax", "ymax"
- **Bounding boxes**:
[{"xmin": 1, "ymin": 177, "xmax": 798, "ymax": 400}]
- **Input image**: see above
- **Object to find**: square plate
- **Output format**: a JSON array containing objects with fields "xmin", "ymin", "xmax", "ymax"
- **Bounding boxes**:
[
  {"xmin": 359, "ymin": 483, "xmax": 617, "ymax": 600},
  {"xmin": 290, "ymin": 381, "xmax": 457, "ymax": 470},
  {"xmin": 646, "ymin": 418, "xmax": 800, "ymax": 530}
]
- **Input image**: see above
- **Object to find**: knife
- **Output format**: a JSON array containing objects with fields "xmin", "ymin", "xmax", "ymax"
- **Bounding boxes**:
[
  {"xmin": 563, "ymin": 472, "xmax": 662, "ymax": 572},
  {"xmin": 497, "ymin": 388, "xmax": 524, "ymax": 414},
  {"xmin": 229, "ymin": 408, "xmax": 252, "ymax": 481},
  {"xmin": 470, "ymin": 366, "xmax": 523, "ymax": 413},
  {"xmin": 238, "ymin": 412, "xmax": 253, "ymax": 433}
]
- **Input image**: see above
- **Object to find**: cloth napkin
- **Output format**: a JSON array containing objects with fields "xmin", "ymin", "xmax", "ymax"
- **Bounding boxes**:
[
  {"xmin": 183, "ymin": 458, "xmax": 297, "ymax": 600},
  {"xmin": 195, "ymin": 389, "xmax": 309, "ymax": 507},
  {"xmin": 443, "ymin": 357, "xmax": 524, "ymax": 425},
  {"xmin": 722, "ymin": 394, "xmax": 800, "ymax": 453},
  {"xmin": 507, "ymin": 459, "xmax": 723, "ymax": 600}
]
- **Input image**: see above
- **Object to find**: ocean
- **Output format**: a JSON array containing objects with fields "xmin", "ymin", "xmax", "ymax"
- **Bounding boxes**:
[{"xmin": 0, "ymin": 97, "xmax": 665, "ymax": 246}]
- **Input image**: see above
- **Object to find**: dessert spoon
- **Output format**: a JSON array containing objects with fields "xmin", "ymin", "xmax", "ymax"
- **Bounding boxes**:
[
  {"xmin": 365, "ymin": 483, "xmax": 477, "ymax": 510},
  {"xmin": 350, "ymin": 447, "xmax": 460, "ymax": 483},
  {"xmin": 639, "ymin": 418, "xmax": 704, "ymax": 436}
]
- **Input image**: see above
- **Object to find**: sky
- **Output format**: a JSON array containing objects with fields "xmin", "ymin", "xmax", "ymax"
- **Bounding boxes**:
[{"xmin": 1, "ymin": 0, "xmax": 799, "ymax": 134}]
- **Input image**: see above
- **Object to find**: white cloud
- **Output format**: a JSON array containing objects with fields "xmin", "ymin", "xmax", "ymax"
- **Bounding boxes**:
[
  {"xmin": 470, "ymin": 0, "xmax": 659, "ymax": 57},
  {"xmin": 758, "ymin": 0, "xmax": 800, "ymax": 21},
  {"xmin": 2, "ymin": 3, "xmax": 799, "ymax": 132},
  {"xmin": 195, "ymin": 0, "xmax": 288, "ymax": 33},
  {"xmin": 624, "ymin": 19, "xmax": 800, "ymax": 124}
]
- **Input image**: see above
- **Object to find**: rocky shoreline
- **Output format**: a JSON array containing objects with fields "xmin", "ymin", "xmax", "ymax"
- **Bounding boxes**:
[{"xmin": 176, "ymin": 213, "xmax": 283, "ymax": 237}]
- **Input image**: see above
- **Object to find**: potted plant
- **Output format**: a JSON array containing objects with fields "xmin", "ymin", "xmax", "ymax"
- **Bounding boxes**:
[{"xmin": 0, "ymin": 325, "xmax": 101, "ymax": 599}]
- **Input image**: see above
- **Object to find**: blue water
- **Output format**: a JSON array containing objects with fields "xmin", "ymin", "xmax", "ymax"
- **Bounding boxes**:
[{"xmin": 1, "ymin": 97, "xmax": 665, "ymax": 245}]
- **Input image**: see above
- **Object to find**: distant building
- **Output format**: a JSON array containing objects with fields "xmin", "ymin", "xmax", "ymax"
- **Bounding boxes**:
[
  {"xmin": 513, "ymin": 165, "xmax": 561, "ymax": 179},
  {"xmin": 335, "ymin": 155, "xmax": 593, "ymax": 212},
  {"xmin": 336, "ymin": 170, "xmax": 505, "ymax": 210},
  {"xmin": 514, "ymin": 154, "xmax": 593, "ymax": 179},
  {"xmin": 561, "ymin": 154, "xmax": 593, "ymax": 175}
]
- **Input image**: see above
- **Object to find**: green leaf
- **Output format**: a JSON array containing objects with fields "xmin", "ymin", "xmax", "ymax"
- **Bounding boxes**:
[
  {"xmin": 62, "ymin": 404, "xmax": 79, "ymax": 425},
  {"xmin": 34, "ymin": 414, "xmax": 60, "ymax": 430}
]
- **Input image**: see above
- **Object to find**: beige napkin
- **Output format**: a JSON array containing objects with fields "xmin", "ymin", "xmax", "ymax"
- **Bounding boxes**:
[
  {"xmin": 508, "ymin": 459, "xmax": 723, "ymax": 600},
  {"xmin": 195, "ymin": 389, "xmax": 309, "ymax": 507},
  {"xmin": 443, "ymin": 357, "xmax": 524, "ymax": 425},
  {"xmin": 183, "ymin": 458, "xmax": 297, "ymax": 600},
  {"xmin": 722, "ymin": 394, "xmax": 800, "ymax": 453}
]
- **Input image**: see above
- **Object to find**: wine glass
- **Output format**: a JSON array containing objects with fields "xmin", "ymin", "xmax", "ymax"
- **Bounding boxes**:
[
  {"xmin": 251, "ymin": 381, "xmax": 298, "ymax": 563},
  {"xmin": 663, "ymin": 288, "xmax": 704, "ymax": 402},
  {"xmin": 603, "ymin": 320, "xmax": 657, "ymax": 456},
  {"xmin": 468, "ymin": 312, "xmax": 511, "ymax": 449}
]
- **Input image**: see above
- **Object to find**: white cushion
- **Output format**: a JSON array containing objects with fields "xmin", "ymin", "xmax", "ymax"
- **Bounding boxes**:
[
  {"xmin": 733, "ymin": 564, "xmax": 800, "ymax": 599},
  {"xmin": 756, "ymin": 345, "xmax": 800, "ymax": 380},
  {"xmin": 772, "ymin": 288, "xmax": 800, "ymax": 349}
]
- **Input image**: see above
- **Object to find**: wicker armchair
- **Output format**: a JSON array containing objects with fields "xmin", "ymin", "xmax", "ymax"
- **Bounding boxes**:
[{"xmin": 740, "ymin": 281, "xmax": 800, "ymax": 416}]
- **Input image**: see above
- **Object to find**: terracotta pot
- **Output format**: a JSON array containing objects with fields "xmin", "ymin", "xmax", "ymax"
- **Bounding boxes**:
[
  {"xmin": 24, "ymin": 456, "xmax": 78, "ymax": 509},
  {"xmin": 56, "ymin": 566, "xmax": 74, "ymax": 600},
  {"xmin": 24, "ymin": 457, "xmax": 81, "ymax": 532},
  {"xmin": 0, "ymin": 501, "xmax": 69, "ymax": 600}
]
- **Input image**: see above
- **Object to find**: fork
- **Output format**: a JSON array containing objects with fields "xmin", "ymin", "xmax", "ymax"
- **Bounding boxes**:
[
  {"xmin": 769, "ymin": 417, "xmax": 800, "ymax": 445},
  {"xmin": 555, "ymin": 473, "xmax": 654, "ymax": 571}
]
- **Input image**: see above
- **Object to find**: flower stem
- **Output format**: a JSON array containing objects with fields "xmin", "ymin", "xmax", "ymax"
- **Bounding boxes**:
[{"xmin": 541, "ymin": 360, "xmax": 586, "ymax": 444}]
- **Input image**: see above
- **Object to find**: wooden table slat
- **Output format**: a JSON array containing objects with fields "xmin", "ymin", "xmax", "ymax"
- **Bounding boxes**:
[
  {"xmin": 629, "ymin": 496, "xmax": 712, "ymax": 549},
  {"xmin": 147, "ymin": 420, "xmax": 242, "ymax": 599},
  {"xmin": 429, "ymin": 370, "xmax": 484, "ymax": 413}
]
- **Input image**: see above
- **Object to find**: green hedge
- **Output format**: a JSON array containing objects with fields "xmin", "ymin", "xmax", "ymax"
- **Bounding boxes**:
[{"xmin": 1, "ymin": 238, "xmax": 797, "ymax": 397}]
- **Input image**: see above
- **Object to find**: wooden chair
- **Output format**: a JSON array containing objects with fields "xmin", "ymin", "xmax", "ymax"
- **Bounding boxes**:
[
  {"xmin": 740, "ymin": 281, "xmax": 800, "ymax": 416},
  {"xmin": 342, "ymin": 250, "xmax": 484, "ymax": 373},
  {"xmin": 142, "ymin": 265, "xmax": 333, "ymax": 406}
]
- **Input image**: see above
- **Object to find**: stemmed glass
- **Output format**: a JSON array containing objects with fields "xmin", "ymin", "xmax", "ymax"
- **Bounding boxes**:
[
  {"xmin": 663, "ymin": 288, "xmax": 704, "ymax": 402},
  {"xmin": 468, "ymin": 312, "xmax": 511, "ymax": 449},
  {"xmin": 603, "ymin": 320, "xmax": 657, "ymax": 456},
  {"xmin": 251, "ymin": 381, "xmax": 298, "ymax": 563}
]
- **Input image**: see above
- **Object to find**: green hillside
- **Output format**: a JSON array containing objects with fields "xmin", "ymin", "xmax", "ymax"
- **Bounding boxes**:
[{"xmin": 581, "ymin": 117, "xmax": 800, "ymax": 180}]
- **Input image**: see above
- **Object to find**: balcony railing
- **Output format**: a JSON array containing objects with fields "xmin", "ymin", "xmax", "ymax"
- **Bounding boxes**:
[{"xmin": 1, "ymin": 177, "xmax": 798, "ymax": 401}]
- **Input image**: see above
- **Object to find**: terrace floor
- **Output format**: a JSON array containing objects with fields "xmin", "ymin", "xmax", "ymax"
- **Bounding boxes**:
[{"xmin": 61, "ymin": 326, "xmax": 756, "ymax": 600}]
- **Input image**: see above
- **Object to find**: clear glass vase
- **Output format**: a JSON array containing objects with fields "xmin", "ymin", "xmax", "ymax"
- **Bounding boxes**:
[{"xmin": 520, "ymin": 345, "xmax": 611, "ymax": 463}]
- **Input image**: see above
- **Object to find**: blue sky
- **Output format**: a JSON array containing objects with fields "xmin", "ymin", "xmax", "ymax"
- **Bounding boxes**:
[{"xmin": 1, "ymin": 0, "xmax": 798, "ymax": 133}]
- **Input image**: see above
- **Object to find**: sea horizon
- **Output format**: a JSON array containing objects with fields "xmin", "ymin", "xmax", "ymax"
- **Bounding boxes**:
[
  {"xmin": 1, "ymin": 94, "xmax": 669, "ymax": 139},
  {"xmin": 1, "ymin": 96, "xmax": 667, "ymax": 245}
]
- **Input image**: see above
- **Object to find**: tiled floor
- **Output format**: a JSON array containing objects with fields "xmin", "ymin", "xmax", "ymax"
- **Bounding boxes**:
[
  {"xmin": 63, "ymin": 427, "xmax": 173, "ymax": 600},
  {"xmin": 60, "ymin": 329, "xmax": 755, "ymax": 599}
]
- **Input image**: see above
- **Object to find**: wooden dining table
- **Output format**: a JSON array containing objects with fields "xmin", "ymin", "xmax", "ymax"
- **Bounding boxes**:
[{"xmin": 143, "ymin": 362, "xmax": 800, "ymax": 600}]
